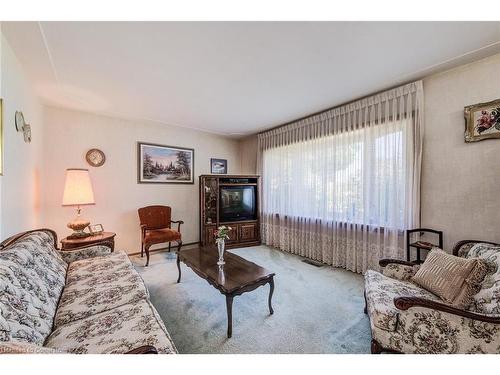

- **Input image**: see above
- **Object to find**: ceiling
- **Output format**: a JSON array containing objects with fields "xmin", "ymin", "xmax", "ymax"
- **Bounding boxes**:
[{"xmin": 3, "ymin": 22, "xmax": 500, "ymax": 137}]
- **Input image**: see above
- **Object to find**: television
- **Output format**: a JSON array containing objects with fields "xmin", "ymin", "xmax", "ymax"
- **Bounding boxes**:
[{"xmin": 219, "ymin": 185, "xmax": 256, "ymax": 222}]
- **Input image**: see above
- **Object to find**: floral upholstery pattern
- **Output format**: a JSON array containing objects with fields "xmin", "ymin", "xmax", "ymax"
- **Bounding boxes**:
[
  {"xmin": 54, "ymin": 251, "xmax": 148, "ymax": 327},
  {"xmin": 382, "ymin": 263, "xmax": 419, "ymax": 281},
  {"xmin": 46, "ymin": 300, "xmax": 176, "ymax": 354},
  {"xmin": 1, "ymin": 229, "xmax": 177, "ymax": 354},
  {"xmin": 58, "ymin": 245, "xmax": 112, "ymax": 264},
  {"xmin": 369, "ymin": 303, "xmax": 500, "ymax": 354},
  {"xmin": 365, "ymin": 270, "xmax": 439, "ymax": 331},
  {"xmin": 0, "ymin": 231, "xmax": 67, "ymax": 345},
  {"xmin": 0, "ymin": 341, "xmax": 64, "ymax": 354},
  {"xmin": 365, "ymin": 242, "xmax": 500, "ymax": 353},
  {"xmin": 466, "ymin": 244, "xmax": 500, "ymax": 315}
]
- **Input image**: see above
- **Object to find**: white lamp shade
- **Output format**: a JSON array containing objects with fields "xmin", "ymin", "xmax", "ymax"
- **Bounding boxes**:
[{"xmin": 62, "ymin": 169, "xmax": 95, "ymax": 206}]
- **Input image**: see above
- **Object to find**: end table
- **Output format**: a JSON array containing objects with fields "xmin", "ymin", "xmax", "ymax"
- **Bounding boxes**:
[
  {"xmin": 61, "ymin": 231, "xmax": 116, "ymax": 251},
  {"xmin": 406, "ymin": 228, "xmax": 443, "ymax": 264}
]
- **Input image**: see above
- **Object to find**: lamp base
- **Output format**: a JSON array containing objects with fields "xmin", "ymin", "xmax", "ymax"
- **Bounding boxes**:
[{"xmin": 67, "ymin": 214, "xmax": 90, "ymax": 239}]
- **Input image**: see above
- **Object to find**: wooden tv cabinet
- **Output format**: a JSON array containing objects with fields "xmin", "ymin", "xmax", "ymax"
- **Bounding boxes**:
[{"xmin": 199, "ymin": 175, "xmax": 261, "ymax": 249}]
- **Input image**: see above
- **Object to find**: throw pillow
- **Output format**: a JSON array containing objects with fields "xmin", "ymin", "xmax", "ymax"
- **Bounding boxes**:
[
  {"xmin": 412, "ymin": 248, "xmax": 487, "ymax": 308},
  {"xmin": 466, "ymin": 243, "xmax": 500, "ymax": 315}
]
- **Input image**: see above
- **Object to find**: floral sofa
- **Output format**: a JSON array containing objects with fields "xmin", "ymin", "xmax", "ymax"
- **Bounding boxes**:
[
  {"xmin": 0, "ymin": 229, "xmax": 177, "ymax": 354},
  {"xmin": 364, "ymin": 240, "xmax": 500, "ymax": 354}
]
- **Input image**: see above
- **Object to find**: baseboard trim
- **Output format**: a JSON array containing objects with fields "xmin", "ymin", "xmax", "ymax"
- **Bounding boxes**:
[{"xmin": 128, "ymin": 241, "xmax": 199, "ymax": 256}]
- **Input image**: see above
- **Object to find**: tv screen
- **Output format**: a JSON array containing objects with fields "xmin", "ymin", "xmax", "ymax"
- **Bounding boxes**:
[{"xmin": 219, "ymin": 186, "xmax": 256, "ymax": 221}]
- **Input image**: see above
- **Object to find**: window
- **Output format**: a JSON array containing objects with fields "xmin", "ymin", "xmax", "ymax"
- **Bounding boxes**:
[{"xmin": 262, "ymin": 119, "xmax": 409, "ymax": 229}]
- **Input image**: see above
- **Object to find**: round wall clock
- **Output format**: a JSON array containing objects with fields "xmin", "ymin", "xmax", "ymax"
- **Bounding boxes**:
[
  {"xmin": 86, "ymin": 148, "xmax": 106, "ymax": 167},
  {"xmin": 15, "ymin": 111, "xmax": 25, "ymax": 132}
]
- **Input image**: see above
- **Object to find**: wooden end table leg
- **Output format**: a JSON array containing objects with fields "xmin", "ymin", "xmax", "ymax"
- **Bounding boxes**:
[
  {"xmin": 268, "ymin": 276, "xmax": 274, "ymax": 315},
  {"xmin": 226, "ymin": 295, "xmax": 233, "ymax": 338},
  {"xmin": 176, "ymin": 254, "xmax": 181, "ymax": 283}
]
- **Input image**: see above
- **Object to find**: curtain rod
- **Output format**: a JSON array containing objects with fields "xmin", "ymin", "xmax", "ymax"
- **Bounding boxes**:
[{"xmin": 257, "ymin": 79, "xmax": 419, "ymax": 136}]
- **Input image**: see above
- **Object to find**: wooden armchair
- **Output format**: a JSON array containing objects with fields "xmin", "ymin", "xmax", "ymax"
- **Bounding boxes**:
[
  {"xmin": 364, "ymin": 240, "xmax": 500, "ymax": 353},
  {"xmin": 138, "ymin": 205, "xmax": 184, "ymax": 266}
]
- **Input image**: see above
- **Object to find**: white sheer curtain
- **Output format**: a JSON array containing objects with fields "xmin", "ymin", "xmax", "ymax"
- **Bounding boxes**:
[{"xmin": 257, "ymin": 81, "xmax": 424, "ymax": 273}]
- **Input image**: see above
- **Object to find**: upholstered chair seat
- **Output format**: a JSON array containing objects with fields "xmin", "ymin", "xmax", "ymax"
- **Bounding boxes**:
[{"xmin": 144, "ymin": 228, "xmax": 182, "ymax": 244}]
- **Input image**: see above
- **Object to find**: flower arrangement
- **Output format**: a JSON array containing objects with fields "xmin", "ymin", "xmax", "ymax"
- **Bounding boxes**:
[{"xmin": 214, "ymin": 225, "xmax": 232, "ymax": 243}]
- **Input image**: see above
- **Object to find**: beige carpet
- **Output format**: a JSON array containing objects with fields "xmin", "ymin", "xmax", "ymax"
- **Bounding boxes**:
[{"xmin": 131, "ymin": 245, "xmax": 371, "ymax": 353}]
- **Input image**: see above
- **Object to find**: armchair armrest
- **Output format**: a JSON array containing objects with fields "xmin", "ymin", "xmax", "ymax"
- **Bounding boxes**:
[
  {"xmin": 170, "ymin": 220, "xmax": 184, "ymax": 232},
  {"xmin": 59, "ymin": 242, "xmax": 113, "ymax": 264},
  {"xmin": 125, "ymin": 345, "xmax": 158, "ymax": 354},
  {"xmin": 452, "ymin": 239, "xmax": 500, "ymax": 256},
  {"xmin": 379, "ymin": 258, "xmax": 418, "ymax": 267},
  {"xmin": 394, "ymin": 297, "xmax": 500, "ymax": 324}
]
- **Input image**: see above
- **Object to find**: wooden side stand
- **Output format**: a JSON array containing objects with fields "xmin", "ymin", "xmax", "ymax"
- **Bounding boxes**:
[
  {"xmin": 61, "ymin": 231, "xmax": 116, "ymax": 251},
  {"xmin": 406, "ymin": 228, "xmax": 443, "ymax": 263}
]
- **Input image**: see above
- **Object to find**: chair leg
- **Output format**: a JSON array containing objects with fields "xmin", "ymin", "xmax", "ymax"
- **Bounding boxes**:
[
  {"xmin": 141, "ymin": 242, "xmax": 144, "ymax": 258},
  {"xmin": 168, "ymin": 242, "xmax": 171, "ymax": 252},
  {"xmin": 145, "ymin": 245, "xmax": 151, "ymax": 267},
  {"xmin": 364, "ymin": 291, "xmax": 368, "ymax": 314},
  {"xmin": 177, "ymin": 240, "xmax": 182, "ymax": 252},
  {"xmin": 371, "ymin": 339, "xmax": 383, "ymax": 354}
]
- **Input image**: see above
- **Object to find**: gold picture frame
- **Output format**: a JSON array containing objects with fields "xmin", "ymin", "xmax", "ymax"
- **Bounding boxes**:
[{"xmin": 464, "ymin": 99, "xmax": 500, "ymax": 142}]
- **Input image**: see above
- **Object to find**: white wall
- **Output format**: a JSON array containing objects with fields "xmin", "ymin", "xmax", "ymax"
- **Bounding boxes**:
[
  {"xmin": 239, "ymin": 135, "xmax": 258, "ymax": 174},
  {"xmin": 422, "ymin": 53, "xmax": 500, "ymax": 250},
  {"xmin": 41, "ymin": 107, "xmax": 242, "ymax": 253},
  {"xmin": 0, "ymin": 32, "xmax": 44, "ymax": 238}
]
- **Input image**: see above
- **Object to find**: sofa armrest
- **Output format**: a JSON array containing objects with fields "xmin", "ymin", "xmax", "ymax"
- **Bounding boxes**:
[
  {"xmin": 125, "ymin": 345, "xmax": 158, "ymax": 354},
  {"xmin": 394, "ymin": 296, "xmax": 500, "ymax": 324},
  {"xmin": 379, "ymin": 258, "xmax": 418, "ymax": 267},
  {"xmin": 59, "ymin": 242, "xmax": 113, "ymax": 264}
]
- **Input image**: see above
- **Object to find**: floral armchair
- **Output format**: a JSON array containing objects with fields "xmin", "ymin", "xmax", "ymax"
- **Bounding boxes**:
[{"xmin": 364, "ymin": 240, "xmax": 500, "ymax": 354}]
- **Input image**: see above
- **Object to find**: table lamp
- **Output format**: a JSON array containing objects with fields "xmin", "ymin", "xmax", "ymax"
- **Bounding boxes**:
[{"xmin": 62, "ymin": 168, "xmax": 95, "ymax": 238}]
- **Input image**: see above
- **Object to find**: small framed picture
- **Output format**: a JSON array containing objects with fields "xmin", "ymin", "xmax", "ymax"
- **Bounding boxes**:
[
  {"xmin": 88, "ymin": 224, "xmax": 104, "ymax": 235},
  {"xmin": 211, "ymin": 158, "xmax": 227, "ymax": 174},
  {"xmin": 464, "ymin": 99, "xmax": 500, "ymax": 142}
]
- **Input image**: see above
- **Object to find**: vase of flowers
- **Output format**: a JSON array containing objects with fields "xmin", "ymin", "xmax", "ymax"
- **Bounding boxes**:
[{"xmin": 214, "ymin": 225, "xmax": 232, "ymax": 265}]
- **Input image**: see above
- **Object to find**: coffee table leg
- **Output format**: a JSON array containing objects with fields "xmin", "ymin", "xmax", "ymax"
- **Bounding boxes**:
[
  {"xmin": 268, "ymin": 277, "xmax": 274, "ymax": 315},
  {"xmin": 226, "ymin": 295, "xmax": 233, "ymax": 338},
  {"xmin": 176, "ymin": 254, "xmax": 181, "ymax": 283}
]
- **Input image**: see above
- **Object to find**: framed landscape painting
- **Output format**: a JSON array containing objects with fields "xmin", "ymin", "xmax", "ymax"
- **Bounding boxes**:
[
  {"xmin": 138, "ymin": 142, "xmax": 194, "ymax": 184},
  {"xmin": 464, "ymin": 99, "xmax": 500, "ymax": 142}
]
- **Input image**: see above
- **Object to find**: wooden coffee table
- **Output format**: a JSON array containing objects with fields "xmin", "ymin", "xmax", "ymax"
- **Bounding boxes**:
[{"xmin": 176, "ymin": 247, "xmax": 275, "ymax": 338}]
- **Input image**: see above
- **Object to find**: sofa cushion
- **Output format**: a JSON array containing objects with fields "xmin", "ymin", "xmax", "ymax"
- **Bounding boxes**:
[
  {"xmin": 412, "ymin": 249, "xmax": 487, "ymax": 308},
  {"xmin": 382, "ymin": 263, "xmax": 419, "ymax": 281},
  {"xmin": 364, "ymin": 270, "xmax": 439, "ymax": 332},
  {"xmin": 45, "ymin": 299, "xmax": 177, "ymax": 354},
  {"xmin": 54, "ymin": 251, "xmax": 148, "ymax": 327},
  {"xmin": 0, "ymin": 231, "xmax": 67, "ymax": 345},
  {"xmin": 466, "ymin": 243, "xmax": 500, "ymax": 315}
]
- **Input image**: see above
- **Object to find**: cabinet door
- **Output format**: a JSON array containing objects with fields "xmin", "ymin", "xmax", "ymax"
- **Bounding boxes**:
[
  {"xmin": 204, "ymin": 226, "xmax": 216, "ymax": 246},
  {"xmin": 226, "ymin": 224, "xmax": 239, "ymax": 243},
  {"xmin": 239, "ymin": 223, "xmax": 258, "ymax": 241}
]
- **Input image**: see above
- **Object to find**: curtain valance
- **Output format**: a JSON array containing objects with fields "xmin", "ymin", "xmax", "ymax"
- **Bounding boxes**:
[{"xmin": 258, "ymin": 81, "xmax": 423, "ymax": 150}]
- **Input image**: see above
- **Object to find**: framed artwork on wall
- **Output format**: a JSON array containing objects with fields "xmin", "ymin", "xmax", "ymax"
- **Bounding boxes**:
[
  {"xmin": 464, "ymin": 99, "xmax": 500, "ymax": 142},
  {"xmin": 211, "ymin": 158, "xmax": 227, "ymax": 174},
  {"xmin": 137, "ymin": 142, "xmax": 194, "ymax": 184}
]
